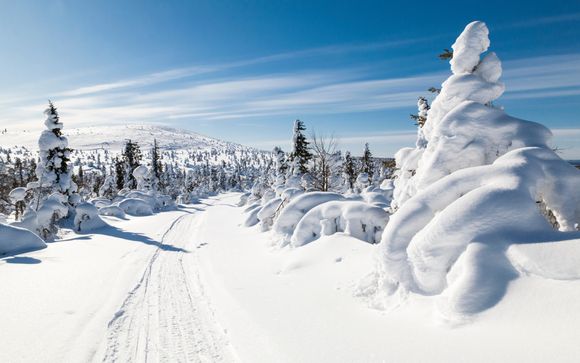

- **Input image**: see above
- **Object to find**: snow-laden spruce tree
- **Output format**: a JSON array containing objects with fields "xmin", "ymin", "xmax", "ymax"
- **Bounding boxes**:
[
  {"xmin": 36, "ymin": 101, "xmax": 76, "ymax": 198},
  {"xmin": 15, "ymin": 101, "xmax": 77, "ymax": 240},
  {"xmin": 272, "ymin": 146, "xmax": 288, "ymax": 191},
  {"xmin": 367, "ymin": 21, "xmax": 580, "ymax": 320},
  {"xmin": 289, "ymin": 119, "xmax": 312, "ymax": 176}
]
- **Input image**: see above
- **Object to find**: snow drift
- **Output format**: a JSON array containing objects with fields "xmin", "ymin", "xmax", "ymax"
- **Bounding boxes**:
[
  {"xmin": 291, "ymin": 201, "xmax": 388, "ymax": 246},
  {"xmin": 0, "ymin": 223, "xmax": 46, "ymax": 256}
]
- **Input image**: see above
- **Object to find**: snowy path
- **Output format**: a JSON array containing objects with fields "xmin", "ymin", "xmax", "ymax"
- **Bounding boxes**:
[{"xmin": 98, "ymin": 209, "xmax": 236, "ymax": 363}]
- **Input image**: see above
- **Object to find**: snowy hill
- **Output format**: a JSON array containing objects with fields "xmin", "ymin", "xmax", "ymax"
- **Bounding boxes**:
[{"xmin": 0, "ymin": 124, "xmax": 246, "ymax": 152}]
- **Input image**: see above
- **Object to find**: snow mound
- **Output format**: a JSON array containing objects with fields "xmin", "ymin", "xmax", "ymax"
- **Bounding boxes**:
[
  {"xmin": 74, "ymin": 203, "xmax": 107, "ymax": 232},
  {"xmin": 273, "ymin": 192, "xmax": 346, "ymax": 242},
  {"xmin": 0, "ymin": 223, "xmax": 46, "ymax": 256},
  {"xmin": 257, "ymin": 197, "xmax": 283, "ymax": 231},
  {"xmin": 98, "ymin": 205, "xmax": 126, "ymax": 218},
  {"xmin": 291, "ymin": 201, "xmax": 388, "ymax": 247},
  {"xmin": 9, "ymin": 187, "xmax": 27, "ymax": 203},
  {"xmin": 116, "ymin": 198, "xmax": 154, "ymax": 216},
  {"xmin": 507, "ymin": 238, "xmax": 580, "ymax": 280}
]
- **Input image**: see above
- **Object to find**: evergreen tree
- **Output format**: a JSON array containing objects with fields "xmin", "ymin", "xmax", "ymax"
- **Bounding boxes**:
[
  {"xmin": 151, "ymin": 139, "xmax": 163, "ymax": 192},
  {"xmin": 122, "ymin": 140, "xmax": 142, "ymax": 189},
  {"xmin": 343, "ymin": 151, "xmax": 356, "ymax": 190},
  {"xmin": 114, "ymin": 156, "xmax": 125, "ymax": 190},
  {"xmin": 289, "ymin": 119, "xmax": 312, "ymax": 175},
  {"xmin": 361, "ymin": 143, "xmax": 374, "ymax": 179},
  {"xmin": 36, "ymin": 100, "xmax": 75, "ymax": 198}
]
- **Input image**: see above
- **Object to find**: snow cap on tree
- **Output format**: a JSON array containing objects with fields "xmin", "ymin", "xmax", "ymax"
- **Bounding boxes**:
[{"xmin": 450, "ymin": 21, "xmax": 490, "ymax": 74}]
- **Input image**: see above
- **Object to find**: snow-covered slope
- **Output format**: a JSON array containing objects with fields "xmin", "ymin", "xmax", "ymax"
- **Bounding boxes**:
[{"xmin": 0, "ymin": 124, "xmax": 245, "ymax": 152}]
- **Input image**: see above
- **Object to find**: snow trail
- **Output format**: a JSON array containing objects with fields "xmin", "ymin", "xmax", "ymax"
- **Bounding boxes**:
[{"xmin": 100, "ymin": 208, "xmax": 236, "ymax": 363}]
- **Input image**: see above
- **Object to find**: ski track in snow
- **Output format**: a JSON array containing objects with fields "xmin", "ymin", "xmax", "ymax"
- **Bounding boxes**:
[{"xmin": 100, "ymin": 207, "xmax": 236, "ymax": 363}]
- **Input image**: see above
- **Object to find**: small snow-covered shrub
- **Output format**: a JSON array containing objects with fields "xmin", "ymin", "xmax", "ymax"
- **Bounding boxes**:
[
  {"xmin": 361, "ymin": 190, "xmax": 392, "ymax": 209},
  {"xmin": 0, "ymin": 223, "xmax": 46, "ymax": 256},
  {"xmin": 17, "ymin": 194, "xmax": 70, "ymax": 240},
  {"xmin": 243, "ymin": 206, "xmax": 261, "ymax": 227},
  {"xmin": 117, "ymin": 198, "xmax": 154, "ymax": 216},
  {"xmin": 74, "ymin": 203, "xmax": 107, "ymax": 232},
  {"xmin": 123, "ymin": 191, "xmax": 157, "ymax": 209},
  {"xmin": 257, "ymin": 197, "xmax": 282, "ymax": 231},
  {"xmin": 237, "ymin": 193, "xmax": 250, "ymax": 207},
  {"xmin": 273, "ymin": 192, "xmax": 346, "ymax": 242},
  {"xmin": 89, "ymin": 197, "xmax": 113, "ymax": 209},
  {"xmin": 9, "ymin": 187, "xmax": 27, "ymax": 203},
  {"xmin": 291, "ymin": 201, "xmax": 388, "ymax": 246},
  {"xmin": 98, "ymin": 205, "xmax": 126, "ymax": 218}
]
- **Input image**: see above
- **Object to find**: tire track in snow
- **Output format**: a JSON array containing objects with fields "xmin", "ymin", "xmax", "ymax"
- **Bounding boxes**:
[{"xmin": 100, "ymin": 211, "xmax": 236, "ymax": 363}]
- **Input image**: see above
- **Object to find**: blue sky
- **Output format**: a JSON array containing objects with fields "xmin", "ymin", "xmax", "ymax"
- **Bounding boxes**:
[{"xmin": 0, "ymin": 0, "xmax": 579, "ymax": 157}]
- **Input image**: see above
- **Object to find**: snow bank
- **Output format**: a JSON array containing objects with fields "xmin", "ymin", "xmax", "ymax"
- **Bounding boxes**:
[
  {"xmin": 256, "ymin": 197, "xmax": 282, "ymax": 231},
  {"xmin": 74, "ymin": 203, "xmax": 107, "ymax": 232},
  {"xmin": 0, "ymin": 223, "xmax": 46, "ymax": 256},
  {"xmin": 273, "ymin": 192, "xmax": 346, "ymax": 242},
  {"xmin": 98, "ymin": 205, "xmax": 126, "ymax": 218},
  {"xmin": 291, "ymin": 201, "xmax": 388, "ymax": 246},
  {"xmin": 116, "ymin": 198, "xmax": 154, "ymax": 216}
]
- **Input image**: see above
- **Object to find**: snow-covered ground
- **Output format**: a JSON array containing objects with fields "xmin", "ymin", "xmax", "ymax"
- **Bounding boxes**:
[
  {"xmin": 0, "ymin": 124, "xmax": 243, "ymax": 152},
  {"xmin": 2, "ymin": 193, "xmax": 579, "ymax": 362}
]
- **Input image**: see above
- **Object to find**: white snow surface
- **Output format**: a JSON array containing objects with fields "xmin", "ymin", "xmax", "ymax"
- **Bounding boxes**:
[
  {"xmin": 0, "ymin": 124, "xmax": 245, "ymax": 152},
  {"xmin": 1, "ymin": 193, "xmax": 580, "ymax": 362},
  {"xmin": 291, "ymin": 200, "xmax": 388, "ymax": 246},
  {"xmin": 0, "ymin": 223, "xmax": 46, "ymax": 256}
]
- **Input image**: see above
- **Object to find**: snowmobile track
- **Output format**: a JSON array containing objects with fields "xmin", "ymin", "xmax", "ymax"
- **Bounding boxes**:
[{"xmin": 101, "ymin": 212, "xmax": 235, "ymax": 363}]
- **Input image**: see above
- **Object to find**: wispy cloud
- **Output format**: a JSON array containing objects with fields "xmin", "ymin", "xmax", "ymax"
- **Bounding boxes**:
[
  {"xmin": 497, "ymin": 12, "xmax": 580, "ymax": 30},
  {"xmin": 1, "ymin": 39, "xmax": 580, "ymax": 136}
]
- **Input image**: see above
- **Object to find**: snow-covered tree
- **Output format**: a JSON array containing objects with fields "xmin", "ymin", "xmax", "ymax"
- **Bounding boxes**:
[
  {"xmin": 35, "ymin": 101, "xmax": 76, "ymax": 199},
  {"xmin": 409, "ymin": 96, "xmax": 430, "ymax": 129},
  {"xmin": 371, "ymin": 21, "xmax": 580, "ymax": 320},
  {"xmin": 343, "ymin": 151, "xmax": 356, "ymax": 191},
  {"xmin": 289, "ymin": 120, "xmax": 312, "ymax": 175},
  {"xmin": 151, "ymin": 139, "xmax": 163, "ymax": 192},
  {"xmin": 361, "ymin": 143, "xmax": 374, "ymax": 180},
  {"xmin": 122, "ymin": 140, "xmax": 142, "ymax": 189},
  {"xmin": 311, "ymin": 134, "xmax": 337, "ymax": 192}
]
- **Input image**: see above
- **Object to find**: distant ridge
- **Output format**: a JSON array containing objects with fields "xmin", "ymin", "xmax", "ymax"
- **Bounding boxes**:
[{"xmin": 0, "ymin": 124, "xmax": 249, "ymax": 152}]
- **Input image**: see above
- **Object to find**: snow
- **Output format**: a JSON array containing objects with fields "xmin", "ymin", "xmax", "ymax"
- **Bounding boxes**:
[
  {"xmin": 117, "ymin": 198, "xmax": 154, "ymax": 216},
  {"xmin": 98, "ymin": 205, "xmax": 126, "ymax": 218},
  {"xmin": 291, "ymin": 200, "xmax": 388, "ymax": 246},
  {"xmin": 450, "ymin": 21, "xmax": 490, "ymax": 75},
  {"xmin": 0, "ymin": 223, "xmax": 46, "ymax": 256},
  {"xmin": 373, "ymin": 20, "xmax": 580, "ymax": 321},
  {"xmin": 8, "ymin": 187, "xmax": 27, "ymax": 202},
  {"xmin": 272, "ymin": 192, "xmax": 346, "ymax": 242},
  {"xmin": 0, "ymin": 124, "xmax": 245, "ymax": 152},
  {"xmin": 1, "ymin": 193, "xmax": 580, "ymax": 362},
  {"xmin": 74, "ymin": 202, "xmax": 107, "ymax": 232}
]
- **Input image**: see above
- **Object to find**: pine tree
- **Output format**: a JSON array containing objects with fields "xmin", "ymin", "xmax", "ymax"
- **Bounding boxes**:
[
  {"xmin": 36, "ymin": 100, "xmax": 75, "ymax": 198},
  {"xmin": 343, "ymin": 151, "xmax": 356, "ymax": 190},
  {"xmin": 289, "ymin": 119, "xmax": 312, "ymax": 175},
  {"xmin": 151, "ymin": 139, "xmax": 163, "ymax": 192},
  {"xmin": 114, "ymin": 156, "xmax": 125, "ymax": 190},
  {"xmin": 361, "ymin": 143, "xmax": 374, "ymax": 179},
  {"xmin": 122, "ymin": 140, "xmax": 142, "ymax": 189}
]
